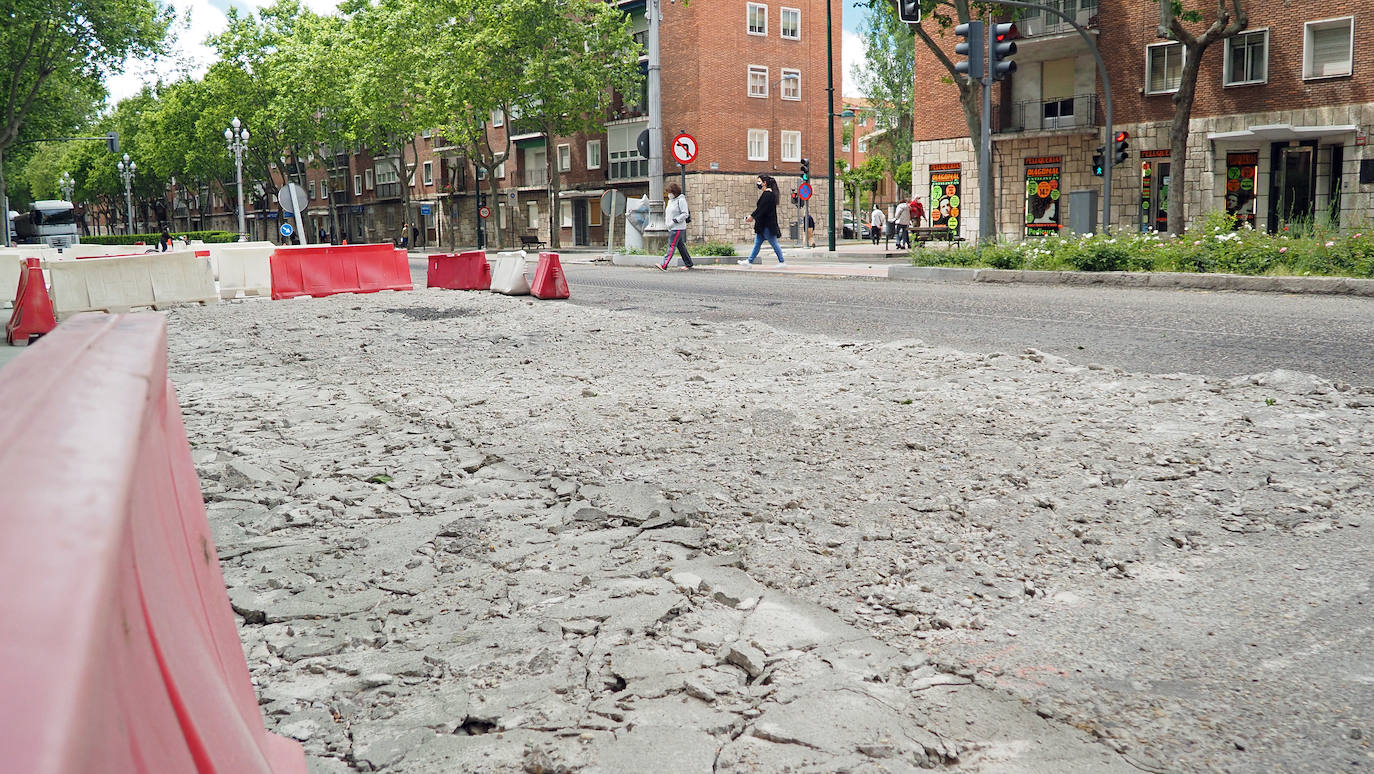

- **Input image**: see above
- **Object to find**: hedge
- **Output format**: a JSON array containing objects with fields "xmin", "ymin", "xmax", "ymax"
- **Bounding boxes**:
[
  {"xmin": 913, "ymin": 211, "xmax": 1374, "ymax": 279},
  {"xmin": 81, "ymin": 230, "xmax": 239, "ymax": 246}
]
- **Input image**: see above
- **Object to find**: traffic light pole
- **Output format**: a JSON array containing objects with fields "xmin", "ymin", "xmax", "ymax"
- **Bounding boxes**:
[
  {"xmin": 978, "ymin": 21, "xmax": 994, "ymax": 243},
  {"xmin": 986, "ymin": 0, "xmax": 1113, "ymax": 233}
]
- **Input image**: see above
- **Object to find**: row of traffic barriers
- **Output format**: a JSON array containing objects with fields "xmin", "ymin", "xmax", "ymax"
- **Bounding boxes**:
[
  {"xmin": 427, "ymin": 250, "xmax": 569, "ymax": 299},
  {"xmin": 0, "ymin": 313, "xmax": 307, "ymax": 773}
]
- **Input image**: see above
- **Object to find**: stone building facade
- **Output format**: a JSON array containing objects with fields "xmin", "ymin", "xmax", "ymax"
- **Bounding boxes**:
[{"xmin": 911, "ymin": 0, "xmax": 1374, "ymax": 241}]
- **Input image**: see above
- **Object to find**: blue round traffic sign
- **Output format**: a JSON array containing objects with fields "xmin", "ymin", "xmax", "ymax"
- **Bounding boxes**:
[
  {"xmin": 280, "ymin": 222, "xmax": 294, "ymax": 237},
  {"xmin": 797, "ymin": 182, "xmax": 813, "ymax": 201}
]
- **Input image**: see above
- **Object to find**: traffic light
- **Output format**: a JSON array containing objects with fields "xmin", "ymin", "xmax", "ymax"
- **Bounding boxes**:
[
  {"xmin": 1092, "ymin": 146, "xmax": 1105, "ymax": 177},
  {"xmin": 954, "ymin": 21, "xmax": 984, "ymax": 81},
  {"xmin": 989, "ymin": 23, "xmax": 1018, "ymax": 81},
  {"xmin": 897, "ymin": 0, "xmax": 921, "ymax": 24},
  {"xmin": 1113, "ymin": 131, "xmax": 1130, "ymax": 165},
  {"xmin": 800, "ymin": 158, "xmax": 810, "ymax": 182},
  {"xmin": 106, "ymin": 131, "xmax": 119, "ymax": 153},
  {"xmin": 791, "ymin": 190, "xmax": 799, "ymax": 207}
]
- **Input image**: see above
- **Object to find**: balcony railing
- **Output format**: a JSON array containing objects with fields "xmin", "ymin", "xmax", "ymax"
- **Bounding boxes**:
[
  {"xmin": 522, "ymin": 168, "xmax": 549, "ymax": 188},
  {"xmin": 376, "ymin": 182, "xmax": 401, "ymax": 199},
  {"xmin": 1016, "ymin": 0, "xmax": 1098, "ymax": 37},
  {"xmin": 331, "ymin": 190, "xmax": 350, "ymax": 205},
  {"xmin": 999, "ymin": 94, "xmax": 1100, "ymax": 133}
]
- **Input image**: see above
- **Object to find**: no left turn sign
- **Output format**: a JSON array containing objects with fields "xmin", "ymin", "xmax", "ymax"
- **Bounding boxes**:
[{"xmin": 671, "ymin": 133, "xmax": 698, "ymax": 165}]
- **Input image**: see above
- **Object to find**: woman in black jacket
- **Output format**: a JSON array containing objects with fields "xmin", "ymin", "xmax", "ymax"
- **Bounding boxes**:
[{"xmin": 739, "ymin": 174, "xmax": 785, "ymax": 265}]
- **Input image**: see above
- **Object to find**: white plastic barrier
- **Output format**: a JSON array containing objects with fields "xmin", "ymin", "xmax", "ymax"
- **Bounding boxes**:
[
  {"xmin": 60, "ymin": 243, "xmax": 148, "ymax": 259},
  {"xmin": 490, "ymin": 251, "xmax": 531, "ymax": 295},
  {"xmin": 206, "ymin": 242, "xmax": 274, "ymax": 298},
  {"xmin": 46, "ymin": 250, "xmax": 217, "ymax": 319},
  {"xmin": 0, "ymin": 247, "xmax": 59, "ymax": 307}
]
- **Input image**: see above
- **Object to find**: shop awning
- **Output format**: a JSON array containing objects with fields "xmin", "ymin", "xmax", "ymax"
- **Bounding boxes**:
[
  {"xmin": 558, "ymin": 189, "xmax": 606, "ymax": 199},
  {"xmin": 1207, "ymin": 123, "xmax": 1358, "ymax": 143}
]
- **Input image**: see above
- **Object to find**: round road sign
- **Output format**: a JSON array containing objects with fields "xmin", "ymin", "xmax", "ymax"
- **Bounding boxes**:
[
  {"xmin": 797, "ymin": 182, "xmax": 813, "ymax": 201},
  {"xmin": 671, "ymin": 133, "xmax": 698, "ymax": 165},
  {"xmin": 478, "ymin": 205, "xmax": 492, "ymax": 219},
  {"xmin": 280, "ymin": 222, "xmax": 294, "ymax": 238}
]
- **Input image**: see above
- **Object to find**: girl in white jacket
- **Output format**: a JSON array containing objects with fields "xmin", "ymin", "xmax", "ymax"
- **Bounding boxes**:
[{"xmin": 658, "ymin": 183, "xmax": 694, "ymax": 270}]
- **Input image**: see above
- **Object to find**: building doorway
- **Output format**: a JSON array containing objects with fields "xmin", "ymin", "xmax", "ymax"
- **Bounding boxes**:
[
  {"xmin": 1268, "ymin": 141, "xmax": 1316, "ymax": 233},
  {"xmin": 1142, "ymin": 160, "xmax": 1169, "ymax": 232},
  {"xmin": 572, "ymin": 200, "xmax": 589, "ymax": 246}
]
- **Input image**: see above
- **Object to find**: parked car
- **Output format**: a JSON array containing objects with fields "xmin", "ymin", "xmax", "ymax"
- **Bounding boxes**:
[{"xmin": 842, "ymin": 214, "xmax": 869, "ymax": 240}]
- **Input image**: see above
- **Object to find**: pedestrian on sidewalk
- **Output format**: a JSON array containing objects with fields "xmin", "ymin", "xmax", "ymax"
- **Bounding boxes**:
[
  {"xmin": 739, "ymin": 175, "xmax": 785, "ymax": 265},
  {"xmin": 869, "ymin": 205, "xmax": 886, "ymax": 247},
  {"xmin": 399, "ymin": 222, "xmax": 410, "ymax": 249},
  {"xmin": 893, "ymin": 200, "xmax": 911, "ymax": 249},
  {"xmin": 805, "ymin": 212, "xmax": 816, "ymax": 248},
  {"xmin": 911, "ymin": 196, "xmax": 925, "ymax": 228},
  {"xmin": 159, "ymin": 227, "xmax": 172, "ymax": 252},
  {"xmin": 659, "ymin": 182, "xmax": 694, "ymax": 271}
]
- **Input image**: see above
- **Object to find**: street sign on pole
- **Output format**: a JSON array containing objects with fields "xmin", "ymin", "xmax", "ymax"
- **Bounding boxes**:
[
  {"xmin": 670, "ymin": 133, "xmax": 698, "ymax": 165},
  {"xmin": 277, "ymin": 183, "xmax": 309, "ymax": 244},
  {"xmin": 478, "ymin": 205, "xmax": 491, "ymax": 219},
  {"xmin": 797, "ymin": 182, "xmax": 813, "ymax": 201},
  {"xmin": 280, "ymin": 222, "xmax": 294, "ymax": 238}
]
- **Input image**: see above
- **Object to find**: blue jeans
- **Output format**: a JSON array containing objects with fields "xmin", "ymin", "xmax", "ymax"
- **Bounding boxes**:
[{"xmin": 747, "ymin": 230, "xmax": 785, "ymax": 263}]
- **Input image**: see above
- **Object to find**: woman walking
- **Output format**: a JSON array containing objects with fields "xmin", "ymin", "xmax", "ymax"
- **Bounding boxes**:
[
  {"xmin": 658, "ymin": 182, "xmax": 694, "ymax": 270},
  {"xmin": 739, "ymin": 175, "xmax": 785, "ymax": 265}
]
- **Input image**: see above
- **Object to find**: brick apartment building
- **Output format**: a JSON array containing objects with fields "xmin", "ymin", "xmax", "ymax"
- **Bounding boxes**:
[
  {"xmin": 911, "ymin": 0, "xmax": 1374, "ymax": 241},
  {"xmin": 166, "ymin": 0, "xmax": 843, "ymax": 249}
]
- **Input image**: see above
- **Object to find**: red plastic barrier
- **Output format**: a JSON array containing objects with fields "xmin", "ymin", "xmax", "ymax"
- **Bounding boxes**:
[
  {"xmin": 427, "ymin": 250, "xmax": 491, "ymax": 290},
  {"xmin": 0, "ymin": 313, "xmax": 307, "ymax": 774},
  {"xmin": 6, "ymin": 257, "xmax": 57, "ymax": 344},
  {"xmin": 269, "ymin": 243, "xmax": 413, "ymax": 300},
  {"xmin": 530, "ymin": 251, "xmax": 570, "ymax": 300}
]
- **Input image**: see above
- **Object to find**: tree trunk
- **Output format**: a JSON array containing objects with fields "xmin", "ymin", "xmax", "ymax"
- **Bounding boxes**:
[
  {"xmin": 1166, "ymin": 43, "xmax": 1205, "ymax": 236},
  {"xmin": 487, "ymin": 175, "xmax": 503, "ymax": 251},
  {"xmin": 545, "ymin": 133, "xmax": 561, "ymax": 250}
]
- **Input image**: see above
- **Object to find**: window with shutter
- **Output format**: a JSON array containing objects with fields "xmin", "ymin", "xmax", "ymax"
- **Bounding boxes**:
[{"xmin": 1304, "ymin": 17, "xmax": 1353, "ymax": 79}]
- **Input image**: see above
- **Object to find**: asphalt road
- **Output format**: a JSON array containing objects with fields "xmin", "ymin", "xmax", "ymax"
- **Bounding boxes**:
[{"xmin": 555, "ymin": 264, "xmax": 1374, "ymax": 388}]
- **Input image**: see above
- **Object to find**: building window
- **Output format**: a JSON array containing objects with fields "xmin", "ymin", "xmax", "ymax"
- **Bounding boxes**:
[
  {"xmin": 492, "ymin": 109, "xmax": 504, "ymax": 127},
  {"xmin": 321, "ymin": 180, "xmax": 329, "ymax": 198},
  {"xmin": 558, "ymin": 143, "xmax": 572, "ymax": 172},
  {"xmin": 1304, "ymin": 17, "xmax": 1353, "ymax": 79},
  {"xmin": 781, "ymin": 68, "xmax": 801, "ymax": 100},
  {"xmin": 353, "ymin": 174, "xmax": 362, "ymax": 195},
  {"xmin": 421, "ymin": 128, "xmax": 433, "ymax": 139},
  {"xmin": 499, "ymin": 202, "xmax": 508, "ymax": 229},
  {"xmin": 857, "ymin": 138, "xmax": 868, "ymax": 153},
  {"xmin": 1146, "ymin": 42, "xmax": 1184, "ymax": 94},
  {"xmin": 587, "ymin": 140, "xmax": 602, "ymax": 169},
  {"xmin": 842, "ymin": 138, "xmax": 851, "ymax": 153},
  {"xmin": 527, "ymin": 201, "xmax": 539, "ymax": 228},
  {"xmin": 308, "ymin": 181, "xmax": 316, "ymax": 200},
  {"xmin": 560, "ymin": 200, "xmax": 573, "ymax": 228},
  {"xmin": 497, "ymin": 161, "xmax": 506, "ymax": 179},
  {"xmin": 365, "ymin": 169, "xmax": 374, "ymax": 190},
  {"xmin": 747, "ymin": 3, "xmax": 766, "ymax": 35},
  {"xmin": 780, "ymin": 7, "xmax": 800, "ymax": 40},
  {"xmin": 748, "ymin": 65, "xmax": 769, "ymax": 98},
  {"xmin": 780, "ymin": 130, "xmax": 801, "ymax": 162},
  {"xmin": 1224, "ymin": 29, "xmax": 1268, "ymax": 86},
  {"xmin": 748, "ymin": 129, "xmax": 768, "ymax": 161},
  {"xmin": 609, "ymin": 123, "xmax": 649, "ymax": 179},
  {"xmin": 423, "ymin": 161, "xmax": 434, "ymax": 186}
]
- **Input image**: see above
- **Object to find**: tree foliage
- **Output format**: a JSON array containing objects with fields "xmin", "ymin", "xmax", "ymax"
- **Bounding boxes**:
[{"xmin": 852, "ymin": 2, "xmax": 915, "ymax": 194}]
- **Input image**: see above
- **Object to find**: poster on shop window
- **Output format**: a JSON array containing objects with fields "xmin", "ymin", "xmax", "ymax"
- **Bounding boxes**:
[
  {"xmin": 1024, "ymin": 157, "xmax": 1062, "ymax": 237},
  {"xmin": 929, "ymin": 164, "xmax": 961, "ymax": 236},
  {"xmin": 1225, "ymin": 152, "xmax": 1258, "ymax": 229}
]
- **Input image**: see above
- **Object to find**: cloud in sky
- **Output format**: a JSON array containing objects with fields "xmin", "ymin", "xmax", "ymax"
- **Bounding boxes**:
[
  {"xmin": 842, "ymin": 29, "xmax": 865, "ymax": 100},
  {"xmin": 105, "ymin": 0, "xmax": 340, "ymax": 105}
]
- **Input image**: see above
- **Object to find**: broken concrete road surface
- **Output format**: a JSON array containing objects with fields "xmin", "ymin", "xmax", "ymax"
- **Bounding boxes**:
[{"xmin": 167, "ymin": 291, "xmax": 1374, "ymax": 773}]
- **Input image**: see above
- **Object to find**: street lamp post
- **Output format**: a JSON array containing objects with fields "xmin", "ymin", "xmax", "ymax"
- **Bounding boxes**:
[
  {"xmin": 116, "ymin": 153, "xmax": 136, "ymax": 235},
  {"xmin": 826, "ymin": 0, "xmax": 837, "ymax": 251},
  {"xmin": 225, "ymin": 117, "xmax": 250, "ymax": 241},
  {"xmin": 58, "ymin": 172, "xmax": 74, "ymax": 202}
]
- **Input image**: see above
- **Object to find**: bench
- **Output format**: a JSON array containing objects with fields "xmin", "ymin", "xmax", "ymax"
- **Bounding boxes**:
[
  {"xmin": 519, "ymin": 234, "xmax": 545, "ymax": 250},
  {"xmin": 909, "ymin": 226, "xmax": 962, "ymax": 246}
]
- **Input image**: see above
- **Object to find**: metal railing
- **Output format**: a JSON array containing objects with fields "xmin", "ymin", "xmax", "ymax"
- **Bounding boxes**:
[
  {"xmin": 1017, "ymin": 0, "xmax": 1098, "ymax": 37},
  {"xmin": 1000, "ymin": 94, "xmax": 1101, "ymax": 133},
  {"xmin": 522, "ymin": 168, "xmax": 549, "ymax": 188},
  {"xmin": 376, "ymin": 182, "xmax": 401, "ymax": 199}
]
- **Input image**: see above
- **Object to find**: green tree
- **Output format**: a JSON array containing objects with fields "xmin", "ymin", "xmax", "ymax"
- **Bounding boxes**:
[
  {"xmin": 0, "ymin": 0, "xmax": 170, "ymax": 233},
  {"xmin": 1157, "ymin": 0, "xmax": 1247, "ymax": 235},
  {"xmin": 852, "ymin": 2, "xmax": 915, "ymax": 194}
]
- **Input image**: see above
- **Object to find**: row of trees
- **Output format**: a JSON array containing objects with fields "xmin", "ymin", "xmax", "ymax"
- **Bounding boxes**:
[{"xmin": 15, "ymin": 0, "xmax": 641, "ymax": 249}]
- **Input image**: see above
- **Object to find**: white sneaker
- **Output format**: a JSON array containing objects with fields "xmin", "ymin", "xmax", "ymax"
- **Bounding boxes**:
[{"xmin": 737, "ymin": 259, "xmax": 753, "ymax": 266}]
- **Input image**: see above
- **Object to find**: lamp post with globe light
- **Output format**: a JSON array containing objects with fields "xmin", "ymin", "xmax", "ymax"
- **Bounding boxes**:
[
  {"xmin": 58, "ymin": 172, "xmax": 74, "ymax": 202},
  {"xmin": 225, "ymin": 117, "xmax": 250, "ymax": 240},
  {"xmin": 116, "ymin": 154, "xmax": 136, "ymax": 235}
]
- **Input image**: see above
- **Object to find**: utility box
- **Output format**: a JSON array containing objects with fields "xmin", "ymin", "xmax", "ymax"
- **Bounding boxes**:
[{"xmin": 1068, "ymin": 190, "xmax": 1098, "ymax": 235}]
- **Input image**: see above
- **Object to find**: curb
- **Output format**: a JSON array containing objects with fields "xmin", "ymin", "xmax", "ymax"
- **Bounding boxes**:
[
  {"xmin": 888, "ymin": 265, "xmax": 1374, "ymax": 297},
  {"xmin": 611, "ymin": 254, "xmax": 736, "ymax": 268}
]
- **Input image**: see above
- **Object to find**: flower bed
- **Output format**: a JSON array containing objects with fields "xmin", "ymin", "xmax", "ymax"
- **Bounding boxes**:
[{"xmin": 914, "ymin": 212, "xmax": 1374, "ymax": 278}]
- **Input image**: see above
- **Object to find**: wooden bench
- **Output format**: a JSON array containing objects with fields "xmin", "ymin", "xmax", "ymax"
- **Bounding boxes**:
[
  {"xmin": 519, "ymin": 234, "xmax": 545, "ymax": 250},
  {"xmin": 908, "ymin": 226, "xmax": 962, "ymax": 246}
]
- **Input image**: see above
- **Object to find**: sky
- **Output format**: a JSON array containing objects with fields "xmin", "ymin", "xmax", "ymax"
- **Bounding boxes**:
[{"xmin": 107, "ymin": 0, "xmax": 871, "ymax": 104}]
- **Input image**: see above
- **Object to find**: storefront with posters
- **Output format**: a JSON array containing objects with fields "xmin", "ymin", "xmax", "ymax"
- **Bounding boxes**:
[
  {"xmin": 1023, "ymin": 156, "xmax": 1062, "ymax": 237},
  {"xmin": 928, "ymin": 163, "xmax": 962, "ymax": 236},
  {"xmin": 1139, "ymin": 149, "xmax": 1170, "ymax": 233}
]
